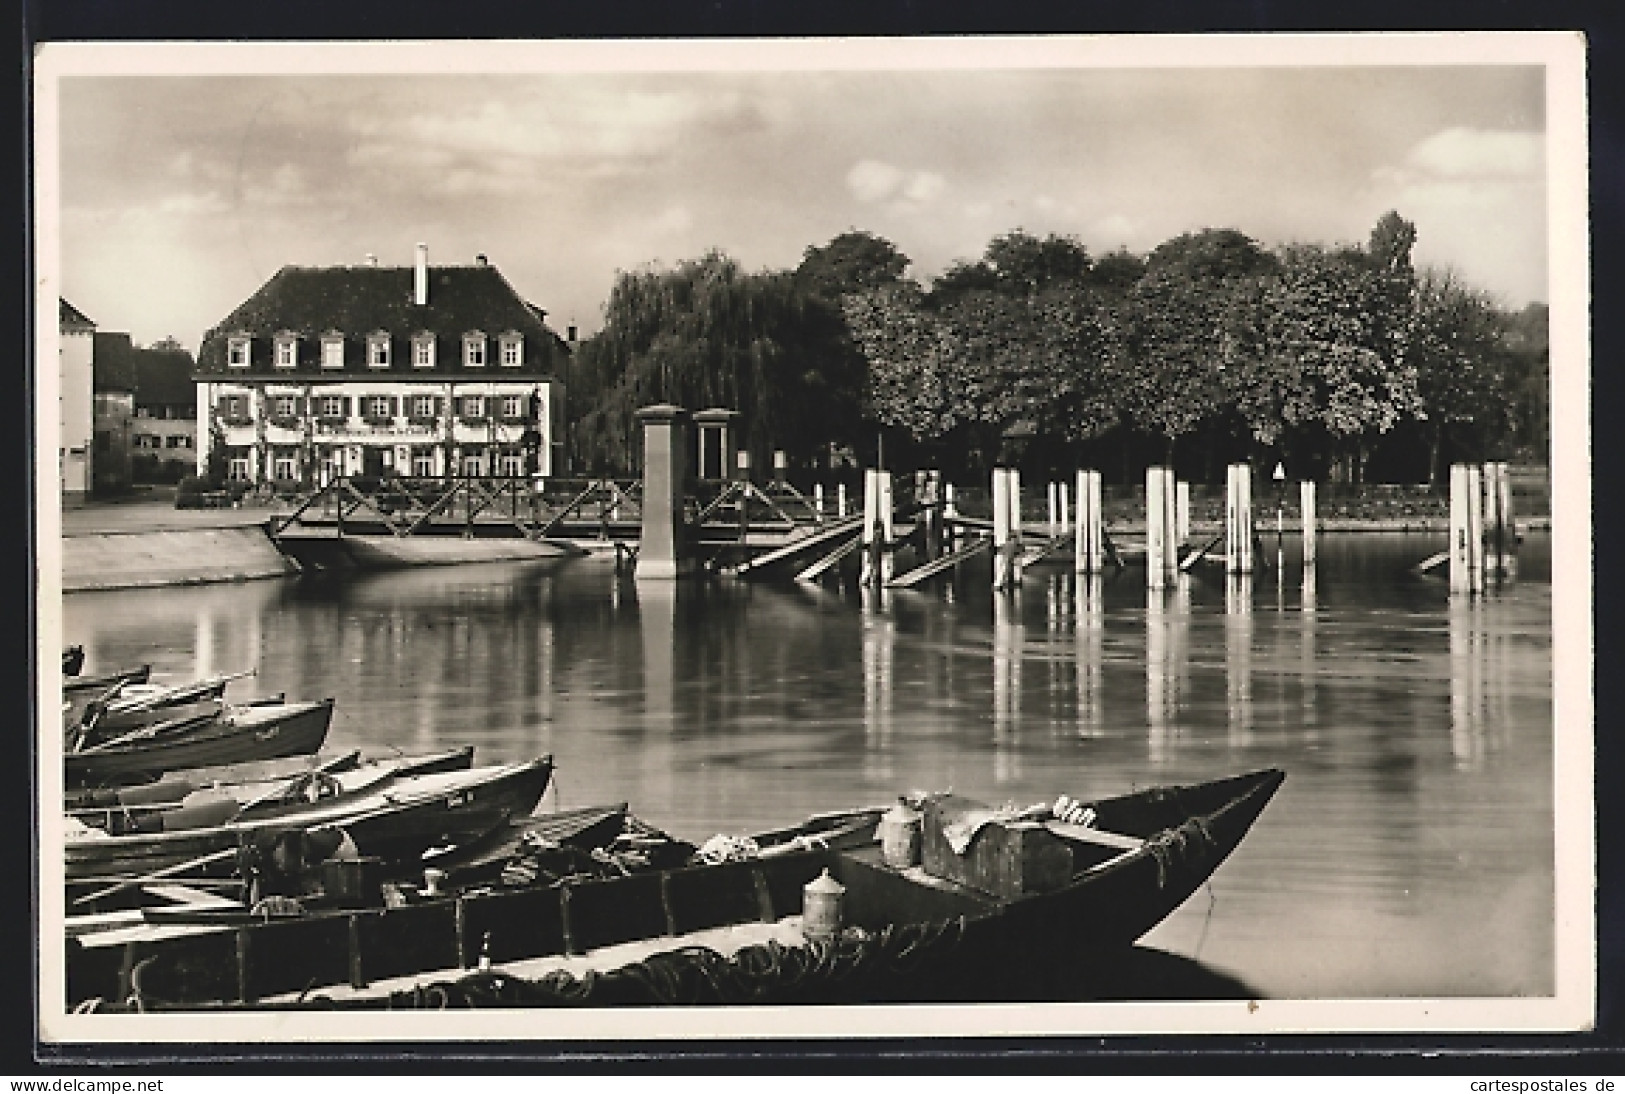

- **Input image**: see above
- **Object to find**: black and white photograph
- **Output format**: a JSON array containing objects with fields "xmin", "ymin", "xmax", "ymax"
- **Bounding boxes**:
[{"xmin": 32, "ymin": 34, "xmax": 1591, "ymax": 1044}]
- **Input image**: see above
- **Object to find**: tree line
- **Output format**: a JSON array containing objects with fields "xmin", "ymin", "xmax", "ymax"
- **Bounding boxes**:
[{"xmin": 566, "ymin": 212, "xmax": 1547, "ymax": 485}]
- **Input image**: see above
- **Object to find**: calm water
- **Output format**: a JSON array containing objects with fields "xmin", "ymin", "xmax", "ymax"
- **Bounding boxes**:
[{"xmin": 61, "ymin": 533, "xmax": 1554, "ymax": 1000}]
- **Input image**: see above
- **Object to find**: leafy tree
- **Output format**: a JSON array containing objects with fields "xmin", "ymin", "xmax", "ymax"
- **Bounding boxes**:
[
  {"xmin": 794, "ymin": 231, "xmax": 910, "ymax": 300},
  {"xmin": 1088, "ymin": 249, "xmax": 1147, "ymax": 298},
  {"xmin": 572, "ymin": 252, "xmax": 862, "ymax": 473},
  {"xmin": 1409, "ymin": 268, "xmax": 1512, "ymax": 481},
  {"xmin": 1120, "ymin": 229, "xmax": 1277, "ymax": 462},
  {"xmin": 1247, "ymin": 244, "xmax": 1423, "ymax": 482}
]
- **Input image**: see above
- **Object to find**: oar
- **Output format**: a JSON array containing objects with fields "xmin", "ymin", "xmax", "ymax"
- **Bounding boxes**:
[
  {"xmin": 71, "ymin": 846, "xmax": 241, "ymax": 907},
  {"xmin": 102, "ymin": 669, "xmax": 257, "ymax": 716}
]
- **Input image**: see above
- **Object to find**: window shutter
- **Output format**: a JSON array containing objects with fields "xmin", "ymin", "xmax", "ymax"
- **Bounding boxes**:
[
  {"xmin": 342, "ymin": 397, "xmax": 352, "ymax": 417},
  {"xmin": 390, "ymin": 396, "xmax": 399, "ymax": 416},
  {"xmin": 435, "ymin": 396, "xmax": 444, "ymax": 415},
  {"xmin": 217, "ymin": 396, "xmax": 230, "ymax": 415}
]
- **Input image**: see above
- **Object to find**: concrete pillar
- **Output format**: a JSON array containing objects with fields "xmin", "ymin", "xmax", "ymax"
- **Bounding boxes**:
[
  {"xmin": 1467, "ymin": 464, "xmax": 1485, "ymax": 595},
  {"xmin": 813, "ymin": 483, "xmax": 824, "ymax": 516},
  {"xmin": 1047, "ymin": 482, "xmax": 1059, "ymax": 539},
  {"xmin": 1175, "ymin": 481, "xmax": 1191, "ymax": 545},
  {"xmin": 837, "ymin": 482, "xmax": 849, "ymax": 518},
  {"xmin": 1058, "ymin": 480, "xmax": 1070, "ymax": 537},
  {"xmin": 634, "ymin": 404, "xmax": 691, "ymax": 580},
  {"xmin": 860, "ymin": 469, "xmax": 894, "ymax": 588}
]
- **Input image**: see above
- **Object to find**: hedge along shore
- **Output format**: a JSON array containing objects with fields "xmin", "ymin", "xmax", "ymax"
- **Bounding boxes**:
[{"xmin": 60, "ymin": 523, "xmax": 298, "ymax": 593}]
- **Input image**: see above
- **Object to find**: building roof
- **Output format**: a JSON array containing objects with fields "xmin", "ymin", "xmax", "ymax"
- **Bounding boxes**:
[
  {"xmin": 195, "ymin": 264, "xmax": 567, "ymax": 377},
  {"xmin": 92, "ymin": 334, "xmax": 196, "ymax": 404},
  {"xmin": 60, "ymin": 298, "xmax": 95, "ymax": 330},
  {"xmin": 93, "ymin": 332, "xmax": 137, "ymax": 393}
]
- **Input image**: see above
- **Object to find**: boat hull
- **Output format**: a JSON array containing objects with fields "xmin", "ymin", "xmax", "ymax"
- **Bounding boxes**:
[
  {"xmin": 64, "ymin": 756, "xmax": 553, "ymax": 887},
  {"xmin": 65, "ymin": 700, "xmax": 335, "ymax": 789},
  {"xmin": 276, "ymin": 531, "xmax": 578, "ymax": 571},
  {"xmin": 71, "ymin": 769, "xmax": 1282, "ymax": 1009}
]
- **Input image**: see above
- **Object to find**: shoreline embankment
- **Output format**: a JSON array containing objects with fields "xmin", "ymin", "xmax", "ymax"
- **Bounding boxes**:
[{"xmin": 60, "ymin": 524, "xmax": 299, "ymax": 593}]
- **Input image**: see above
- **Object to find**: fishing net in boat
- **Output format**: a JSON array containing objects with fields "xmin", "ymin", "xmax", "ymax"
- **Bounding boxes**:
[{"xmin": 319, "ymin": 917, "xmax": 971, "ymax": 1008}]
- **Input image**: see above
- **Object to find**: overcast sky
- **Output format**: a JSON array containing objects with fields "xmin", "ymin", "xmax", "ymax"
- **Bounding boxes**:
[{"xmin": 51, "ymin": 58, "xmax": 1547, "ymax": 350}]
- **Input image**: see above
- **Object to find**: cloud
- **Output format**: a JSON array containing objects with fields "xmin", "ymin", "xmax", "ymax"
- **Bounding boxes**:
[
  {"xmin": 1090, "ymin": 214, "xmax": 1138, "ymax": 248},
  {"xmin": 846, "ymin": 160, "xmax": 906, "ymax": 203},
  {"xmin": 846, "ymin": 159, "xmax": 949, "ymax": 213},
  {"xmin": 1407, "ymin": 127, "xmax": 1543, "ymax": 180}
]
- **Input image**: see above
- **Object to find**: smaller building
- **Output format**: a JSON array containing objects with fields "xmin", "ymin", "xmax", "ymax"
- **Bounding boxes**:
[
  {"xmin": 91, "ymin": 332, "xmax": 137, "ymax": 495},
  {"xmin": 126, "ymin": 338, "xmax": 198, "ymax": 482},
  {"xmin": 59, "ymin": 299, "xmax": 95, "ymax": 498}
]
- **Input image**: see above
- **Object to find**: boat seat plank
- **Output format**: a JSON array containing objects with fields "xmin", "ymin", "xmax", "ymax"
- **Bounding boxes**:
[
  {"xmin": 141, "ymin": 884, "xmax": 240, "ymax": 909},
  {"xmin": 1042, "ymin": 821, "xmax": 1144, "ymax": 852}
]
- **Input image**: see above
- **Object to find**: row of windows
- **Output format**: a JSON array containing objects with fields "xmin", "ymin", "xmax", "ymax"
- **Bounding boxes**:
[
  {"xmin": 218, "ymin": 394, "xmax": 531, "ymax": 420},
  {"xmin": 227, "ymin": 331, "xmax": 524, "ymax": 371},
  {"xmin": 229, "ymin": 449, "xmax": 529, "ymax": 481},
  {"xmin": 133, "ymin": 434, "xmax": 194, "ymax": 449}
]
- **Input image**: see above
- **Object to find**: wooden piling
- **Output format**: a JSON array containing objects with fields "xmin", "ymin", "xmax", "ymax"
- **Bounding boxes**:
[
  {"xmin": 880, "ymin": 471, "xmax": 895, "ymax": 585},
  {"xmin": 992, "ymin": 468, "xmax": 1010, "ymax": 590},
  {"xmin": 1467, "ymin": 464, "xmax": 1485, "ymax": 595},
  {"xmin": 1047, "ymin": 482, "xmax": 1059, "ymax": 540},
  {"xmin": 1075, "ymin": 469, "xmax": 1103, "ymax": 574},
  {"xmin": 837, "ymin": 482, "xmax": 848, "ymax": 518},
  {"xmin": 922, "ymin": 470, "xmax": 943, "ymax": 560},
  {"xmin": 1496, "ymin": 461, "xmax": 1515, "ymax": 578},
  {"xmin": 1058, "ymin": 479, "xmax": 1071, "ymax": 537},
  {"xmin": 860, "ymin": 470, "xmax": 881, "ymax": 588},
  {"xmin": 1147, "ymin": 466, "xmax": 1168, "ymax": 589},
  {"xmin": 1175, "ymin": 480, "xmax": 1191, "ymax": 546},
  {"xmin": 813, "ymin": 483, "xmax": 825, "ymax": 517},
  {"xmin": 1008, "ymin": 468, "xmax": 1026, "ymax": 586},
  {"xmin": 1226, "ymin": 463, "xmax": 1254, "ymax": 574},
  {"xmin": 1161, "ymin": 467, "xmax": 1178, "ymax": 583},
  {"xmin": 1300, "ymin": 480, "xmax": 1317, "ymax": 567}
]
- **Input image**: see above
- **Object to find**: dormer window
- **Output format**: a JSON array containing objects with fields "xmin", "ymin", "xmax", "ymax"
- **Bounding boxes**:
[
  {"xmin": 412, "ymin": 333, "xmax": 436, "ymax": 369},
  {"xmin": 321, "ymin": 334, "xmax": 345, "ymax": 370},
  {"xmin": 499, "ymin": 333, "xmax": 523, "ymax": 368},
  {"xmin": 463, "ymin": 332, "xmax": 487, "ymax": 368},
  {"xmin": 273, "ymin": 335, "xmax": 297, "ymax": 369},
  {"xmin": 227, "ymin": 336, "xmax": 251, "ymax": 369},
  {"xmin": 367, "ymin": 332, "xmax": 391, "ymax": 369}
]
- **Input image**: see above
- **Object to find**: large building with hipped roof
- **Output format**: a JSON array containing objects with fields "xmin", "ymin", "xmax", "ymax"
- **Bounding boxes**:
[{"xmin": 194, "ymin": 245, "xmax": 568, "ymax": 485}]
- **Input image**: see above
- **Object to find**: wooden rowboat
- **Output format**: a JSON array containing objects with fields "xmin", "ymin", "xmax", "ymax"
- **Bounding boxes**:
[
  {"xmin": 64, "ymin": 755, "xmax": 554, "ymax": 887},
  {"xmin": 77, "ymin": 768, "xmax": 1282, "ymax": 1009},
  {"xmin": 62, "ymin": 664, "xmax": 151, "ymax": 697},
  {"xmin": 65, "ymin": 699, "xmax": 336, "ymax": 789}
]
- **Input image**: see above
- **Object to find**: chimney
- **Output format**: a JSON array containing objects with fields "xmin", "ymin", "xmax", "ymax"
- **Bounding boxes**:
[
  {"xmin": 365, "ymin": 253, "xmax": 377, "ymax": 267},
  {"xmin": 414, "ymin": 242, "xmax": 429, "ymax": 306},
  {"xmin": 474, "ymin": 253, "xmax": 489, "ymax": 267}
]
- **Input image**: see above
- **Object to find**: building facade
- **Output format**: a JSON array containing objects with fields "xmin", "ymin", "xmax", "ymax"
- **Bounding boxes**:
[
  {"xmin": 124, "ymin": 338, "xmax": 197, "ymax": 481},
  {"xmin": 194, "ymin": 247, "xmax": 567, "ymax": 486},
  {"xmin": 59, "ymin": 299, "xmax": 95, "ymax": 498}
]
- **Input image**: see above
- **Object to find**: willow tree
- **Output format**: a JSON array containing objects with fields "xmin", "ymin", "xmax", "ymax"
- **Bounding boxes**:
[{"xmin": 571, "ymin": 252, "xmax": 863, "ymax": 473}]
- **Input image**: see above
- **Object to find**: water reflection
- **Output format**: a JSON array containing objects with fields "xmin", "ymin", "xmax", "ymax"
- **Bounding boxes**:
[
  {"xmin": 57, "ymin": 533, "xmax": 1556, "ymax": 999},
  {"xmin": 860, "ymin": 586, "xmax": 895, "ymax": 782},
  {"xmin": 1226, "ymin": 574, "xmax": 1254, "ymax": 748},
  {"xmin": 992, "ymin": 591, "xmax": 1023, "ymax": 784},
  {"xmin": 1074, "ymin": 573, "xmax": 1104, "ymax": 739}
]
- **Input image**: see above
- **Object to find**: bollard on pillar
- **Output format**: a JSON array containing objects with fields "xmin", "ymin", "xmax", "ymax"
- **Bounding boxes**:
[
  {"xmin": 1300, "ymin": 480, "xmax": 1317, "ymax": 568},
  {"xmin": 634, "ymin": 404, "xmax": 693, "ymax": 580}
]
